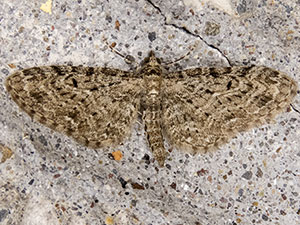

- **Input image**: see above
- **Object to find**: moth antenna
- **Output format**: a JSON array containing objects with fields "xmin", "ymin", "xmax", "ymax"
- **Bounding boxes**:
[
  {"xmin": 102, "ymin": 36, "xmax": 138, "ymax": 66},
  {"xmin": 164, "ymin": 41, "xmax": 199, "ymax": 66}
]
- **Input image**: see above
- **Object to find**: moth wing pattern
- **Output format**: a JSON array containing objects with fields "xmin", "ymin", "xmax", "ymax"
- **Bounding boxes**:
[
  {"xmin": 5, "ymin": 51, "xmax": 298, "ymax": 167},
  {"xmin": 162, "ymin": 66, "xmax": 298, "ymax": 154},
  {"xmin": 5, "ymin": 66, "xmax": 143, "ymax": 148}
]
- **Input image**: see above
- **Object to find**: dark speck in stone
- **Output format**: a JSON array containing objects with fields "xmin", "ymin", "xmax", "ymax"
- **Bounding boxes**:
[
  {"xmin": 170, "ymin": 182, "xmax": 176, "ymax": 190},
  {"xmin": 38, "ymin": 135, "xmax": 48, "ymax": 146},
  {"xmin": 0, "ymin": 209, "xmax": 8, "ymax": 222},
  {"xmin": 105, "ymin": 15, "xmax": 112, "ymax": 23},
  {"xmin": 142, "ymin": 154, "xmax": 150, "ymax": 164},
  {"xmin": 242, "ymin": 171, "xmax": 253, "ymax": 180},
  {"xmin": 256, "ymin": 167, "xmax": 263, "ymax": 178},
  {"xmin": 1, "ymin": 68, "xmax": 9, "ymax": 75},
  {"xmin": 118, "ymin": 177, "xmax": 127, "ymax": 188},
  {"xmin": 28, "ymin": 179, "xmax": 34, "ymax": 185},
  {"xmin": 237, "ymin": 0, "xmax": 247, "ymax": 14},
  {"xmin": 61, "ymin": 4, "xmax": 67, "ymax": 13},
  {"xmin": 238, "ymin": 189, "xmax": 244, "ymax": 196},
  {"xmin": 165, "ymin": 164, "xmax": 171, "ymax": 170},
  {"xmin": 131, "ymin": 182, "xmax": 145, "ymax": 190},
  {"xmin": 262, "ymin": 214, "xmax": 268, "ymax": 221},
  {"xmin": 131, "ymin": 200, "xmax": 137, "ymax": 207},
  {"xmin": 148, "ymin": 32, "xmax": 156, "ymax": 42}
]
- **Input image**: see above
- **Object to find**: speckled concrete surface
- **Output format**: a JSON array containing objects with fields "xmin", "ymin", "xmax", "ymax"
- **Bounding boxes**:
[{"xmin": 0, "ymin": 0, "xmax": 300, "ymax": 224}]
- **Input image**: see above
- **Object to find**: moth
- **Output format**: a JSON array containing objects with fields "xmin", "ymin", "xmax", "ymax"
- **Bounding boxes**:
[{"xmin": 5, "ymin": 51, "xmax": 298, "ymax": 166}]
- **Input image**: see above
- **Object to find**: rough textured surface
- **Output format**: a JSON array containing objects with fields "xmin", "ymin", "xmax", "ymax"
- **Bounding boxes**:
[
  {"xmin": 5, "ymin": 52, "xmax": 297, "ymax": 167},
  {"xmin": 1, "ymin": 0, "xmax": 300, "ymax": 224}
]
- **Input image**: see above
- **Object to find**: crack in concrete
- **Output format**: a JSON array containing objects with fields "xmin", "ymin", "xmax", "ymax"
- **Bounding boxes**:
[{"xmin": 146, "ymin": 0, "xmax": 232, "ymax": 66}]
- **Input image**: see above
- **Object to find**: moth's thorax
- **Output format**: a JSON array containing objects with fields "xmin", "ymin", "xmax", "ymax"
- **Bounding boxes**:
[
  {"xmin": 140, "ymin": 52, "xmax": 165, "ymax": 98},
  {"xmin": 144, "ymin": 75, "xmax": 162, "ymax": 94}
]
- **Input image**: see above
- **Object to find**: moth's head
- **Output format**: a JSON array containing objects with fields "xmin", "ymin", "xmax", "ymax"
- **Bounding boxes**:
[
  {"xmin": 140, "ymin": 51, "xmax": 162, "ymax": 67},
  {"xmin": 138, "ymin": 51, "xmax": 166, "ymax": 76}
]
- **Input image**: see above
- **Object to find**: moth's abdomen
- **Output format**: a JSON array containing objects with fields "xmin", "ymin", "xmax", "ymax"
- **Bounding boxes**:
[
  {"xmin": 143, "ymin": 76, "xmax": 166, "ymax": 167},
  {"xmin": 143, "ymin": 105, "xmax": 166, "ymax": 167}
]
